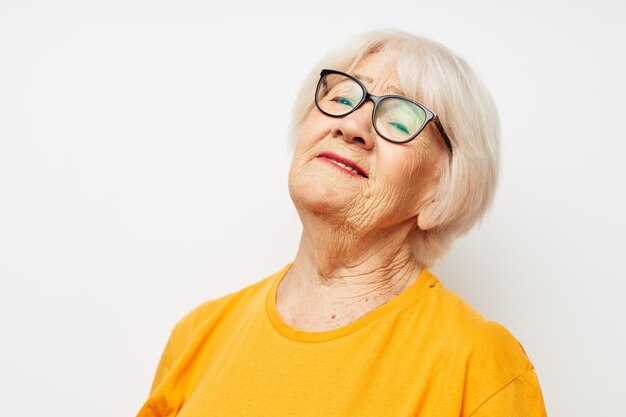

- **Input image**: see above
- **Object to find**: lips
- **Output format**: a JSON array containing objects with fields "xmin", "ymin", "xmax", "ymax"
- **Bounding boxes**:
[{"xmin": 317, "ymin": 152, "xmax": 368, "ymax": 178}]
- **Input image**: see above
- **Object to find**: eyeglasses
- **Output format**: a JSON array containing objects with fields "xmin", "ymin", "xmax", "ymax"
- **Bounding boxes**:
[{"xmin": 314, "ymin": 69, "xmax": 453, "ymax": 154}]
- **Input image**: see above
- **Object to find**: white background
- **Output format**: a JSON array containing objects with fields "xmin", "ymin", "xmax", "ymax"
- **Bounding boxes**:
[{"xmin": 1, "ymin": 1, "xmax": 625, "ymax": 416}]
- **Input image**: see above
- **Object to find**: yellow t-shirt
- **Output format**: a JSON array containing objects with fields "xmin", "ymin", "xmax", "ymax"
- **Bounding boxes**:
[{"xmin": 137, "ymin": 263, "xmax": 547, "ymax": 417}]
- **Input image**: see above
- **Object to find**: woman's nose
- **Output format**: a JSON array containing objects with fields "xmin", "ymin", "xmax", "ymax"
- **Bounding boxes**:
[{"xmin": 330, "ymin": 101, "xmax": 376, "ymax": 150}]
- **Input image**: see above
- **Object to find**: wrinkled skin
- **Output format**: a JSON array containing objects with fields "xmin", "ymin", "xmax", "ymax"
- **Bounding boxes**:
[{"xmin": 279, "ymin": 50, "xmax": 449, "ymax": 332}]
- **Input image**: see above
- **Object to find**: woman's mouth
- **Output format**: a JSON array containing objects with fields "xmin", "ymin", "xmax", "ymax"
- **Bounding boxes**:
[{"xmin": 316, "ymin": 153, "xmax": 368, "ymax": 178}]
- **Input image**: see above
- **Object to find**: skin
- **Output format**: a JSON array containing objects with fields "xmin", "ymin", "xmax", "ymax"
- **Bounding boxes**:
[{"xmin": 279, "ymin": 50, "xmax": 450, "ymax": 332}]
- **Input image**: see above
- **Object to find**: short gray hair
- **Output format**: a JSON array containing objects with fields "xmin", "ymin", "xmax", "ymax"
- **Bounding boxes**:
[{"xmin": 288, "ymin": 29, "xmax": 501, "ymax": 267}]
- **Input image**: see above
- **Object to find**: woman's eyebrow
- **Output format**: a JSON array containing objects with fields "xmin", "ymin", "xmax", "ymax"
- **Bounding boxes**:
[{"xmin": 354, "ymin": 73, "xmax": 404, "ymax": 95}]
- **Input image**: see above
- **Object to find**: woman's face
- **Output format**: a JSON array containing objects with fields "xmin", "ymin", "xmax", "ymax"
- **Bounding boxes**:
[{"xmin": 288, "ymin": 51, "xmax": 449, "ymax": 234}]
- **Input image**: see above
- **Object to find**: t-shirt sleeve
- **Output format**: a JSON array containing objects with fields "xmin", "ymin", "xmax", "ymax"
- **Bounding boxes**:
[
  {"xmin": 469, "ymin": 368, "xmax": 548, "ymax": 417},
  {"xmin": 145, "ymin": 301, "xmax": 208, "ymax": 395},
  {"xmin": 137, "ymin": 304, "xmax": 206, "ymax": 417},
  {"xmin": 148, "ymin": 337, "xmax": 173, "ymax": 394}
]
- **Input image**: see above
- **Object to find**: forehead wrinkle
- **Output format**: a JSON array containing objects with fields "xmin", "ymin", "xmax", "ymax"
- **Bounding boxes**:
[{"xmin": 354, "ymin": 73, "xmax": 405, "ymax": 96}]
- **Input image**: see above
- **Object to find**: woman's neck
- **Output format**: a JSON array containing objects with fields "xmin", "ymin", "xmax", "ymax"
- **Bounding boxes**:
[{"xmin": 276, "ymin": 213, "xmax": 424, "ymax": 331}]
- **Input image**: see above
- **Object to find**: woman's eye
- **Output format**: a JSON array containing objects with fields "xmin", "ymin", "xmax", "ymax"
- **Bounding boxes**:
[
  {"xmin": 332, "ymin": 96, "xmax": 354, "ymax": 107},
  {"xmin": 388, "ymin": 121, "xmax": 410, "ymax": 134}
]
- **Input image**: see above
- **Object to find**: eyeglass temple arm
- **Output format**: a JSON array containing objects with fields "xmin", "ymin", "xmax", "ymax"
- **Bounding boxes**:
[{"xmin": 433, "ymin": 116, "xmax": 453, "ymax": 154}]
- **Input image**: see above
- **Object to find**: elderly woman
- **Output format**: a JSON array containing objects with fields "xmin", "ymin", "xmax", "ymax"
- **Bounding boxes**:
[{"xmin": 137, "ymin": 29, "xmax": 547, "ymax": 417}]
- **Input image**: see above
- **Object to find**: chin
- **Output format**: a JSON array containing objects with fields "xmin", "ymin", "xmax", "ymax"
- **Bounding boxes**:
[{"xmin": 288, "ymin": 173, "xmax": 346, "ymax": 215}]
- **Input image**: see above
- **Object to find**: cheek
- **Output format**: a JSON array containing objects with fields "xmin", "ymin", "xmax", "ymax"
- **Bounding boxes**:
[
  {"xmin": 300, "ymin": 109, "xmax": 328, "ymax": 138},
  {"xmin": 294, "ymin": 112, "xmax": 331, "ymax": 157},
  {"xmin": 378, "ymin": 146, "xmax": 425, "ymax": 186},
  {"xmin": 289, "ymin": 112, "xmax": 329, "ymax": 174},
  {"xmin": 374, "ymin": 146, "xmax": 435, "ymax": 210}
]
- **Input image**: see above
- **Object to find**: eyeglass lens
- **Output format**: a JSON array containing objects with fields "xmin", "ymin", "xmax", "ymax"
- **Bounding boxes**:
[{"xmin": 316, "ymin": 73, "xmax": 428, "ymax": 143}]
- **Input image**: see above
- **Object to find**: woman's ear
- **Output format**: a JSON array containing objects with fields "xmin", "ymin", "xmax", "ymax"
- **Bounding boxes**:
[{"xmin": 417, "ymin": 201, "xmax": 439, "ymax": 230}]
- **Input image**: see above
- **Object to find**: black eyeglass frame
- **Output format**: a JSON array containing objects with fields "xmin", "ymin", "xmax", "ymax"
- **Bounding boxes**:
[{"xmin": 314, "ymin": 69, "xmax": 453, "ymax": 154}]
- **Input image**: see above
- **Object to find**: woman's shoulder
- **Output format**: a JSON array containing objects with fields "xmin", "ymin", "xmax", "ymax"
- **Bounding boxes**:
[
  {"xmin": 421, "ymin": 271, "xmax": 543, "ymax": 414},
  {"xmin": 423, "ymin": 270, "xmax": 535, "ymax": 375},
  {"xmin": 165, "ymin": 266, "xmax": 282, "ymax": 352}
]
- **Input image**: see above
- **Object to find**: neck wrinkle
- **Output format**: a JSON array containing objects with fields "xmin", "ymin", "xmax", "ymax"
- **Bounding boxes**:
[{"xmin": 278, "ymin": 212, "xmax": 423, "ymax": 324}]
